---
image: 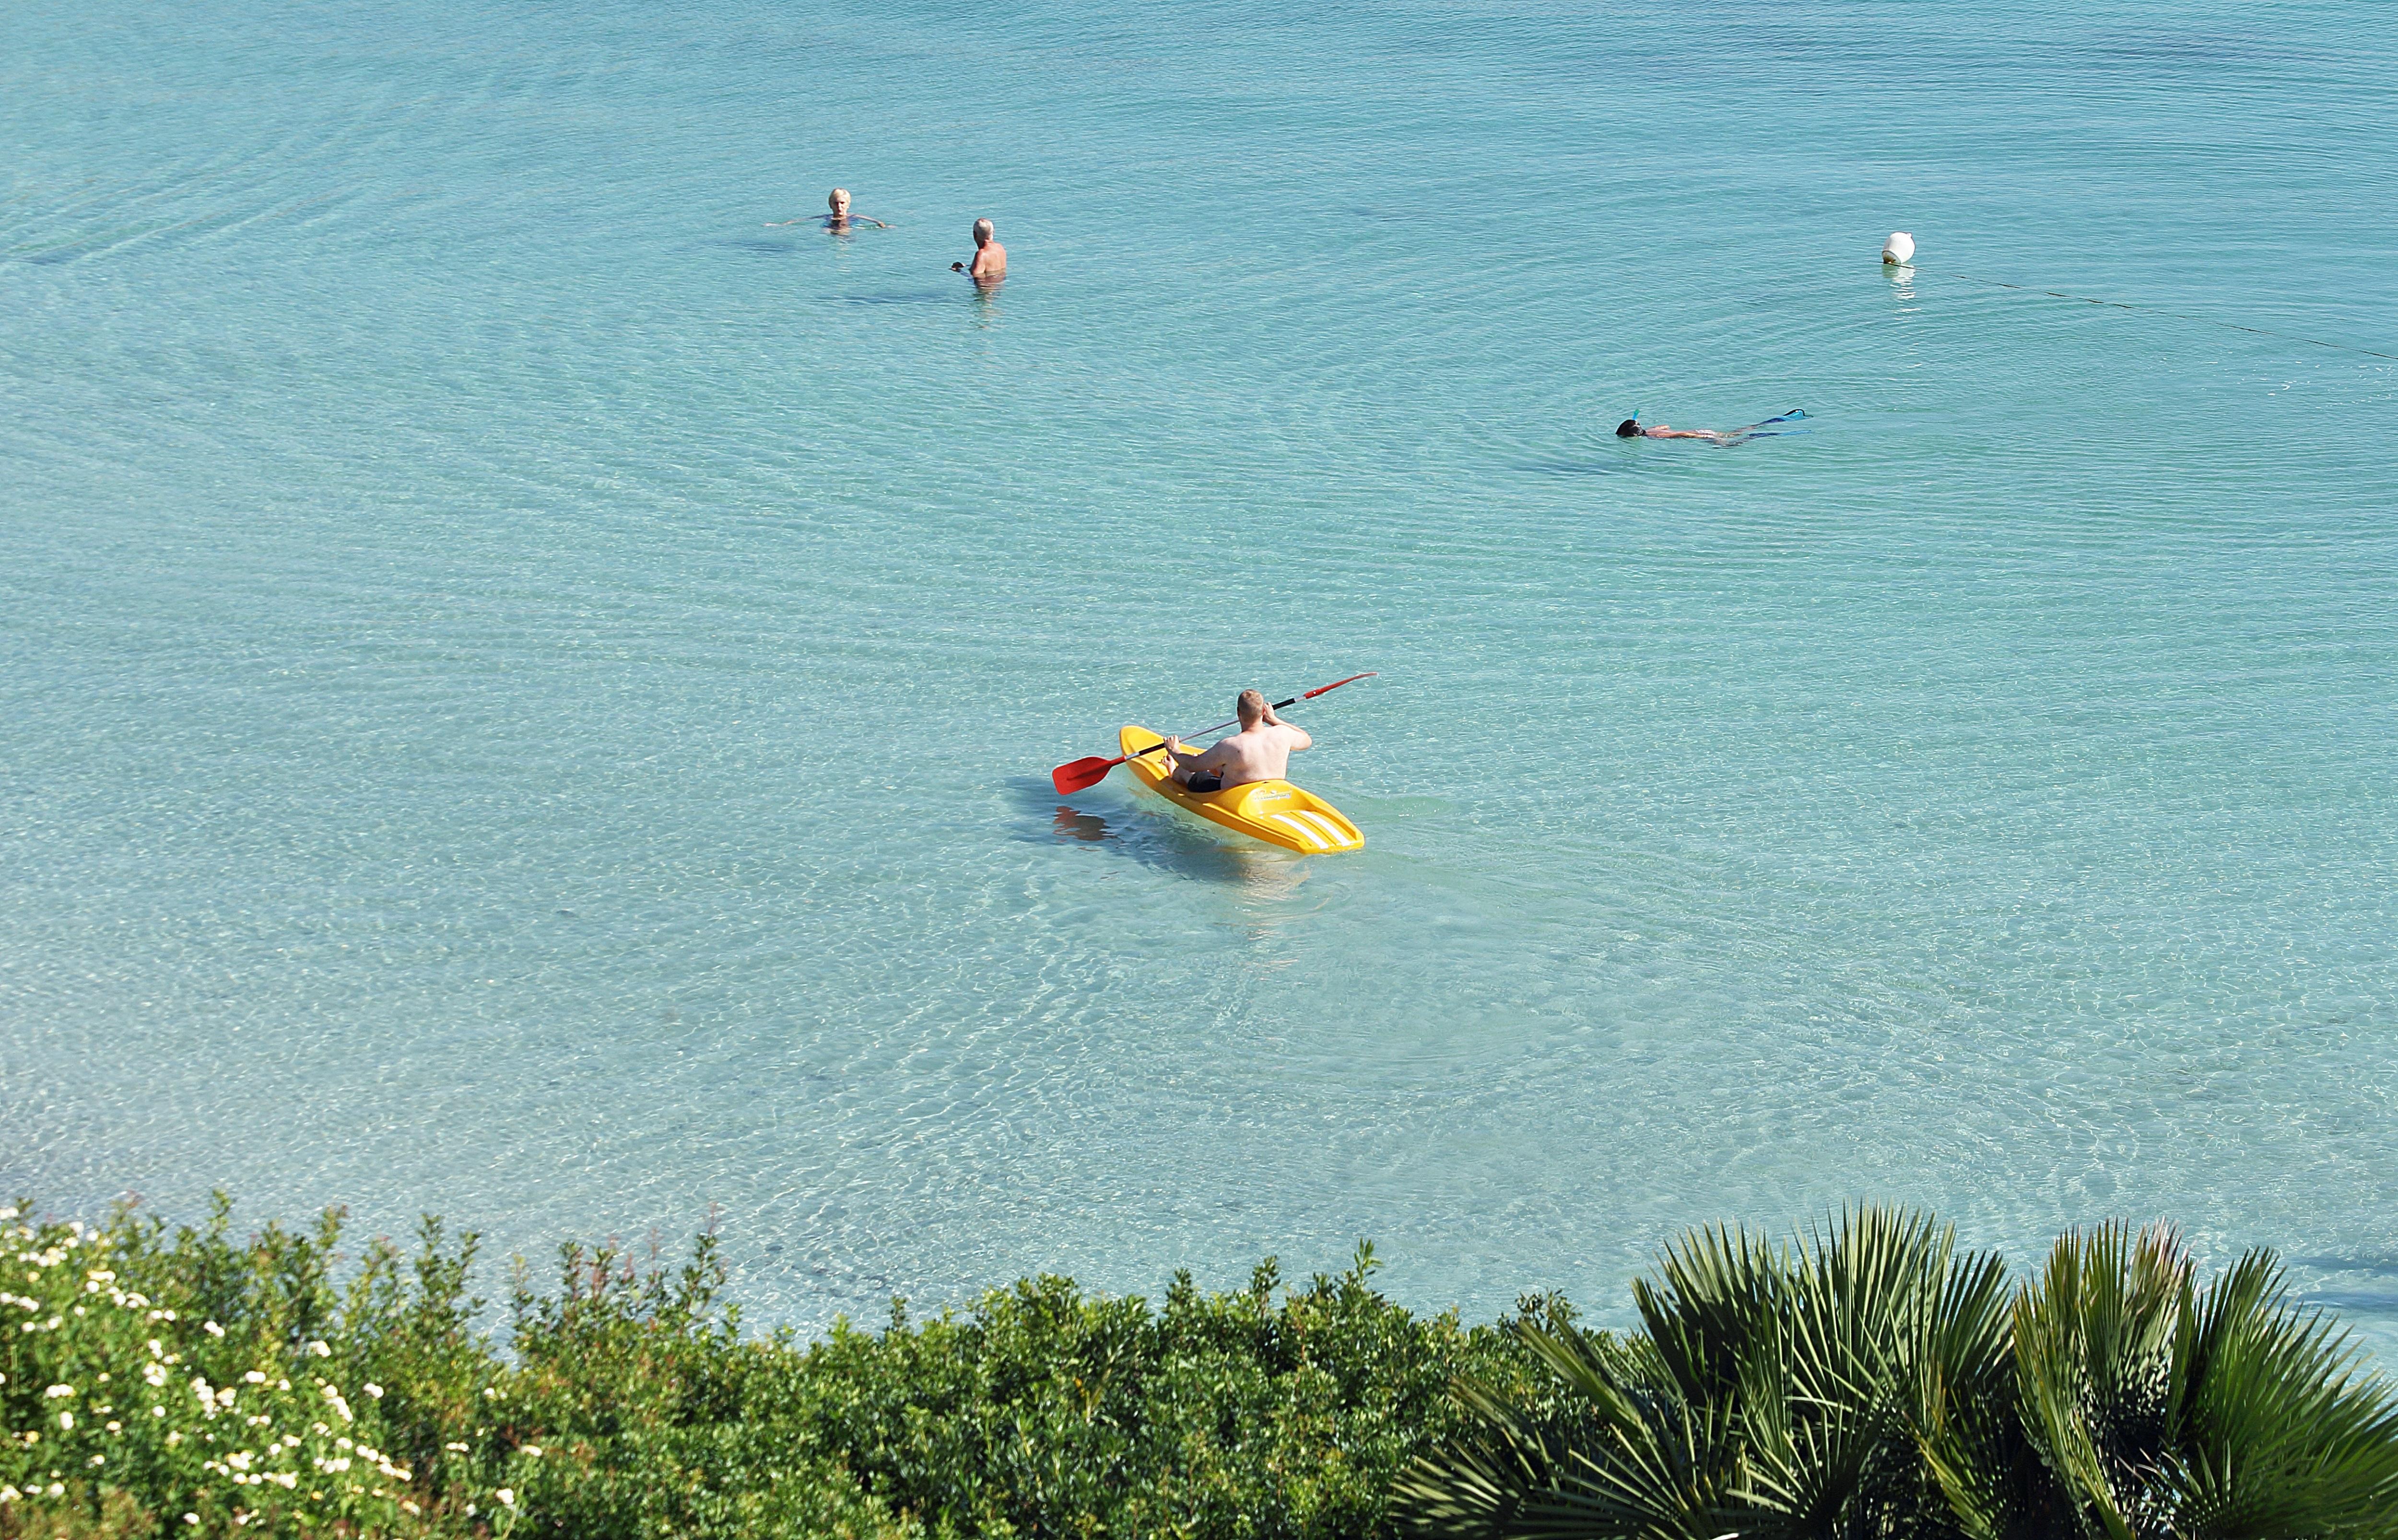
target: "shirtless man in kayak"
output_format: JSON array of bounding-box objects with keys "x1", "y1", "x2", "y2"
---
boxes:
[{"x1": 1162, "y1": 690, "x2": 1311, "y2": 793}]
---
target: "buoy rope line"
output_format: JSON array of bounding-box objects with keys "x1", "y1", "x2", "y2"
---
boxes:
[{"x1": 1940, "y1": 270, "x2": 2397, "y2": 362}]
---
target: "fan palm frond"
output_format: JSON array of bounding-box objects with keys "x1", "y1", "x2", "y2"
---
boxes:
[
  {"x1": 1397, "y1": 1207, "x2": 2016, "y2": 1540},
  {"x1": 2015, "y1": 1222, "x2": 2398, "y2": 1540},
  {"x1": 1396, "y1": 1209, "x2": 2398, "y2": 1540}
]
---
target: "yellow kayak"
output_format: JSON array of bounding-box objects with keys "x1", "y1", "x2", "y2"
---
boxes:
[{"x1": 1117, "y1": 725, "x2": 1364, "y2": 854}]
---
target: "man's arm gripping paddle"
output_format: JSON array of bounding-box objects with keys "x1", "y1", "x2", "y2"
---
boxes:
[{"x1": 1049, "y1": 673, "x2": 1375, "y2": 796}]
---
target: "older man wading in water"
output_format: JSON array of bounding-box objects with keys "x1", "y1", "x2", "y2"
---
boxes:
[
  {"x1": 1160, "y1": 690, "x2": 1312, "y2": 793},
  {"x1": 952, "y1": 218, "x2": 1006, "y2": 283}
]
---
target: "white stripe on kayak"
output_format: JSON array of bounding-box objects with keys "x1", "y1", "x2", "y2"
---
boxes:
[
  {"x1": 1270, "y1": 813, "x2": 1330, "y2": 850},
  {"x1": 1293, "y1": 810, "x2": 1355, "y2": 847}
]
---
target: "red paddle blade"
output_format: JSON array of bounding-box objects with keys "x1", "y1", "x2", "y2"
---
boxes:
[
  {"x1": 1051, "y1": 755, "x2": 1119, "y2": 795},
  {"x1": 1302, "y1": 670, "x2": 1377, "y2": 699}
]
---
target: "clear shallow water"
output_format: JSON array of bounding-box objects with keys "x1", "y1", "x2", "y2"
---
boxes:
[{"x1": 6, "y1": 0, "x2": 2396, "y2": 1350}]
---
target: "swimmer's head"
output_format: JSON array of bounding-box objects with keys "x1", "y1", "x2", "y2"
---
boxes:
[
  {"x1": 973, "y1": 218, "x2": 995, "y2": 246},
  {"x1": 1616, "y1": 419, "x2": 1641, "y2": 438},
  {"x1": 828, "y1": 188, "x2": 851, "y2": 215}
]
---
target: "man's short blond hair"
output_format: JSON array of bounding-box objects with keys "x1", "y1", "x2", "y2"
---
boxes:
[{"x1": 1237, "y1": 689, "x2": 1266, "y2": 724}]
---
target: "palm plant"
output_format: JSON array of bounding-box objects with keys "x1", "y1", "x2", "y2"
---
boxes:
[
  {"x1": 1393, "y1": 1206, "x2": 2017, "y2": 1538},
  {"x1": 1394, "y1": 1209, "x2": 2398, "y2": 1540},
  {"x1": 2011, "y1": 1221, "x2": 2398, "y2": 1540}
]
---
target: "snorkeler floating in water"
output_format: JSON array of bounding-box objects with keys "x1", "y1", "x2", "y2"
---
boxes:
[
  {"x1": 767, "y1": 188, "x2": 888, "y2": 230},
  {"x1": 1617, "y1": 409, "x2": 1807, "y2": 445},
  {"x1": 1620, "y1": 419, "x2": 1728, "y2": 442}
]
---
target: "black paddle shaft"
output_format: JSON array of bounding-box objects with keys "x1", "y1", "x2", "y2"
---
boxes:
[{"x1": 1128, "y1": 695, "x2": 1301, "y2": 759}]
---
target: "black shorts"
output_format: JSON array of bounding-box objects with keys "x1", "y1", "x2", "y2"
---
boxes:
[{"x1": 1184, "y1": 774, "x2": 1223, "y2": 793}]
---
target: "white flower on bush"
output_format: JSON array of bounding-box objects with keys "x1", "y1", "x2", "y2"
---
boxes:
[
  {"x1": 497, "y1": 1487, "x2": 516, "y2": 1507},
  {"x1": 204, "y1": 1320, "x2": 225, "y2": 1338},
  {"x1": 362, "y1": 1382, "x2": 383, "y2": 1399},
  {"x1": 307, "y1": 1340, "x2": 331, "y2": 1357},
  {"x1": 45, "y1": 1384, "x2": 73, "y2": 1399},
  {"x1": 244, "y1": 1370, "x2": 267, "y2": 1384},
  {"x1": 57, "y1": 1411, "x2": 73, "y2": 1430}
]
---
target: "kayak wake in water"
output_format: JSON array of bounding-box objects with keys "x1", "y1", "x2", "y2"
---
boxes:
[{"x1": 1617, "y1": 409, "x2": 1807, "y2": 446}]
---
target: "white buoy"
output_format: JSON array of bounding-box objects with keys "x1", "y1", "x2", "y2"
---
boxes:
[{"x1": 1882, "y1": 231, "x2": 1916, "y2": 265}]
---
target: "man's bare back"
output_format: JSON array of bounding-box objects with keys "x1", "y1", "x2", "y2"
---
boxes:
[
  {"x1": 953, "y1": 217, "x2": 1006, "y2": 283},
  {"x1": 1164, "y1": 690, "x2": 1311, "y2": 792}
]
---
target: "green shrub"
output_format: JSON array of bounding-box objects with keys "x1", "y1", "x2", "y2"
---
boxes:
[
  {"x1": 3, "y1": 1202, "x2": 1522, "y2": 1540},
  {"x1": 494, "y1": 1231, "x2": 906, "y2": 1540},
  {"x1": 786, "y1": 1246, "x2": 1525, "y2": 1538},
  {"x1": 0, "y1": 1197, "x2": 451, "y2": 1536},
  {"x1": 12, "y1": 1196, "x2": 2393, "y2": 1540}
]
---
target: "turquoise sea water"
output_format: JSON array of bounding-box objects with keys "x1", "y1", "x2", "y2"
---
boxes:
[{"x1": 6, "y1": 0, "x2": 2395, "y2": 1349}]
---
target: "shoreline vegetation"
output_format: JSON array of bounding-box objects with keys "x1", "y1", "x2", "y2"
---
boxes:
[{"x1": 3, "y1": 1198, "x2": 2395, "y2": 1540}]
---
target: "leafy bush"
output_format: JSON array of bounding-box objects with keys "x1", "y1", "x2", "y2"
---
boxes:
[
  {"x1": 3, "y1": 1202, "x2": 1524, "y2": 1540},
  {"x1": 0, "y1": 1197, "x2": 453, "y2": 1536},
  {"x1": 782, "y1": 1247, "x2": 1522, "y2": 1538},
  {"x1": 11, "y1": 1198, "x2": 2394, "y2": 1540}
]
